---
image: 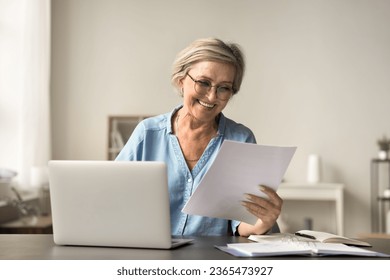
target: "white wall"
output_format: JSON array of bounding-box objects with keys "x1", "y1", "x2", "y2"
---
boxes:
[{"x1": 51, "y1": 0, "x2": 390, "y2": 236}]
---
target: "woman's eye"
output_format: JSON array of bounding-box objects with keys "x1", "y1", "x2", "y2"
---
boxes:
[
  {"x1": 218, "y1": 86, "x2": 232, "y2": 92},
  {"x1": 198, "y1": 80, "x2": 211, "y2": 87}
]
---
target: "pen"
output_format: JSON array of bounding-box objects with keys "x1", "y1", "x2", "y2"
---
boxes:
[{"x1": 295, "y1": 232, "x2": 316, "y2": 240}]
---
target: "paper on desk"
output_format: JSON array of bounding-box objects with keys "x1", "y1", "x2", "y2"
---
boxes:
[{"x1": 182, "y1": 140, "x2": 296, "y2": 225}]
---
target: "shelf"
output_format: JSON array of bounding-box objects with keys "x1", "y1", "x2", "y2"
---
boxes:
[
  {"x1": 377, "y1": 197, "x2": 390, "y2": 201},
  {"x1": 107, "y1": 115, "x2": 151, "y2": 160},
  {"x1": 371, "y1": 159, "x2": 390, "y2": 233}
]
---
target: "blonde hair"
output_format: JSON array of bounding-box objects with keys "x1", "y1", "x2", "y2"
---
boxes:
[{"x1": 171, "y1": 38, "x2": 245, "y2": 95}]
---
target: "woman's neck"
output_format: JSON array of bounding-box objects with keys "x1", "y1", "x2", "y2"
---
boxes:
[{"x1": 175, "y1": 108, "x2": 218, "y2": 138}]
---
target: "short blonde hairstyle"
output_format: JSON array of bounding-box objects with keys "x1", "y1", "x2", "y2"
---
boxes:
[{"x1": 171, "y1": 38, "x2": 245, "y2": 95}]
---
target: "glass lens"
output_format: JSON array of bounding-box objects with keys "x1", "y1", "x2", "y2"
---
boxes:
[
  {"x1": 194, "y1": 81, "x2": 232, "y2": 100},
  {"x1": 216, "y1": 86, "x2": 233, "y2": 100},
  {"x1": 195, "y1": 80, "x2": 211, "y2": 92}
]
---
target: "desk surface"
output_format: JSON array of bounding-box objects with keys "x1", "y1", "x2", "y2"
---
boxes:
[{"x1": 1, "y1": 234, "x2": 389, "y2": 260}]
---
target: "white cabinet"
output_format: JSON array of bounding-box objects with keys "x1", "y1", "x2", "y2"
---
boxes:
[{"x1": 278, "y1": 183, "x2": 344, "y2": 235}]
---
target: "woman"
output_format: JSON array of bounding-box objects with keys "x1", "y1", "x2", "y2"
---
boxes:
[{"x1": 116, "y1": 38, "x2": 282, "y2": 236}]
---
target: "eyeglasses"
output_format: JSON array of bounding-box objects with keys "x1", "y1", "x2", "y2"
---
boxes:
[{"x1": 187, "y1": 73, "x2": 234, "y2": 101}]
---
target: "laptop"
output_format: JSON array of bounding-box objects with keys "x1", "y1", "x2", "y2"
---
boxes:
[{"x1": 48, "y1": 160, "x2": 193, "y2": 249}]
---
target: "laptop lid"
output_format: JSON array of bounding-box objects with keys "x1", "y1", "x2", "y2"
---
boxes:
[{"x1": 48, "y1": 160, "x2": 180, "y2": 249}]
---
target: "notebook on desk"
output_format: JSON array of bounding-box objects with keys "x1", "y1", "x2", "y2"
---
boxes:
[{"x1": 48, "y1": 160, "x2": 193, "y2": 249}]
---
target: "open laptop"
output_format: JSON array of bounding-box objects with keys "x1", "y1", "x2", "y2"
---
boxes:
[{"x1": 48, "y1": 160, "x2": 193, "y2": 249}]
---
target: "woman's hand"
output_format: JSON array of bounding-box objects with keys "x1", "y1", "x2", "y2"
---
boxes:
[{"x1": 238, "y1": 185, "x2": 283, "y2": 236}]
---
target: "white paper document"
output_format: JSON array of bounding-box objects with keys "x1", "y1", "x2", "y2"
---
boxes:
[{"x1": 182, "y1": 140, "x2": 297, "y2": 224}]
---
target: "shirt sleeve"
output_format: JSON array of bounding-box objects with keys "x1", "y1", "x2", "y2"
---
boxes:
[{"x1": 231, "y1": 220, "x2": 241, "y2": 236}]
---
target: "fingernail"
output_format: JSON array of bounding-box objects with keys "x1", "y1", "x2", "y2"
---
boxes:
[
  {"x1": 244, "y1": 194, "x2": 252, "y2": 200},
  {"x1": 258, "y1": 185, "x2": 266, "y2": 191}
]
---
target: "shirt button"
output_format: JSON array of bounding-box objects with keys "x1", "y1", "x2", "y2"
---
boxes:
[{"x1": 187, "y1": 178, "x2": 192, "y2": 183}]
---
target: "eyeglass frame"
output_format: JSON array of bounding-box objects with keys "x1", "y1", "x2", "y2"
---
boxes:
[{"x1": 186, "y1": 73, "x2": 235, "y2": 100}]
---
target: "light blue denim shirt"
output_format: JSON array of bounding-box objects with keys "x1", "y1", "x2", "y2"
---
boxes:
[{"x1": 116, "y1": 105, "x2": 256, "y2": 236}]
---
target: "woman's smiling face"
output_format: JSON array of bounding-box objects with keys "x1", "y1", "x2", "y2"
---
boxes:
[{"x1": 180, "y1": 61, "x2": 235, "y2": 123}]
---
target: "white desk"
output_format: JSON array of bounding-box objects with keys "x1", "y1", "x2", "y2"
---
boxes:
[{"x1": 278, "y1": 183, "x2": 344, "y2": 235}]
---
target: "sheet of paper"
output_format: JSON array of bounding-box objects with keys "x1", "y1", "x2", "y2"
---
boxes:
[{"x1": 182, "y1": 140, "x2": 297, "y2": 225}]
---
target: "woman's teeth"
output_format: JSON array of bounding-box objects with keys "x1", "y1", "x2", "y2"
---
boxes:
[{"x1": 198, "y1": 100, "x2": 215, "y2": 108}]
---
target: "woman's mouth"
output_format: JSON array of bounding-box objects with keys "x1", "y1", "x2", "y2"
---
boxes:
[{"x1": 198, "y1": 100, "x2": 215, "y2": 109}]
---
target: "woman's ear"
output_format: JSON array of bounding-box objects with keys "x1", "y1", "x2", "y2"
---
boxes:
[
  {"x1": 178, "y1": 77, "x2": 184, "y2": 88},
  {"x1": 178, "y1": 78, "x2": 185, "y2": 96}
]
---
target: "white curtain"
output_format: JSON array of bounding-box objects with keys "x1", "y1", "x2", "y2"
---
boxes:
[{"x1": 18, "y1": 0, "x2": 51, "y2": 190}]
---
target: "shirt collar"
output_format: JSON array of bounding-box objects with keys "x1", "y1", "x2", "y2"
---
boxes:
[{"x1": 167, "y1": 104, "x2": 182, "y2": 134}]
